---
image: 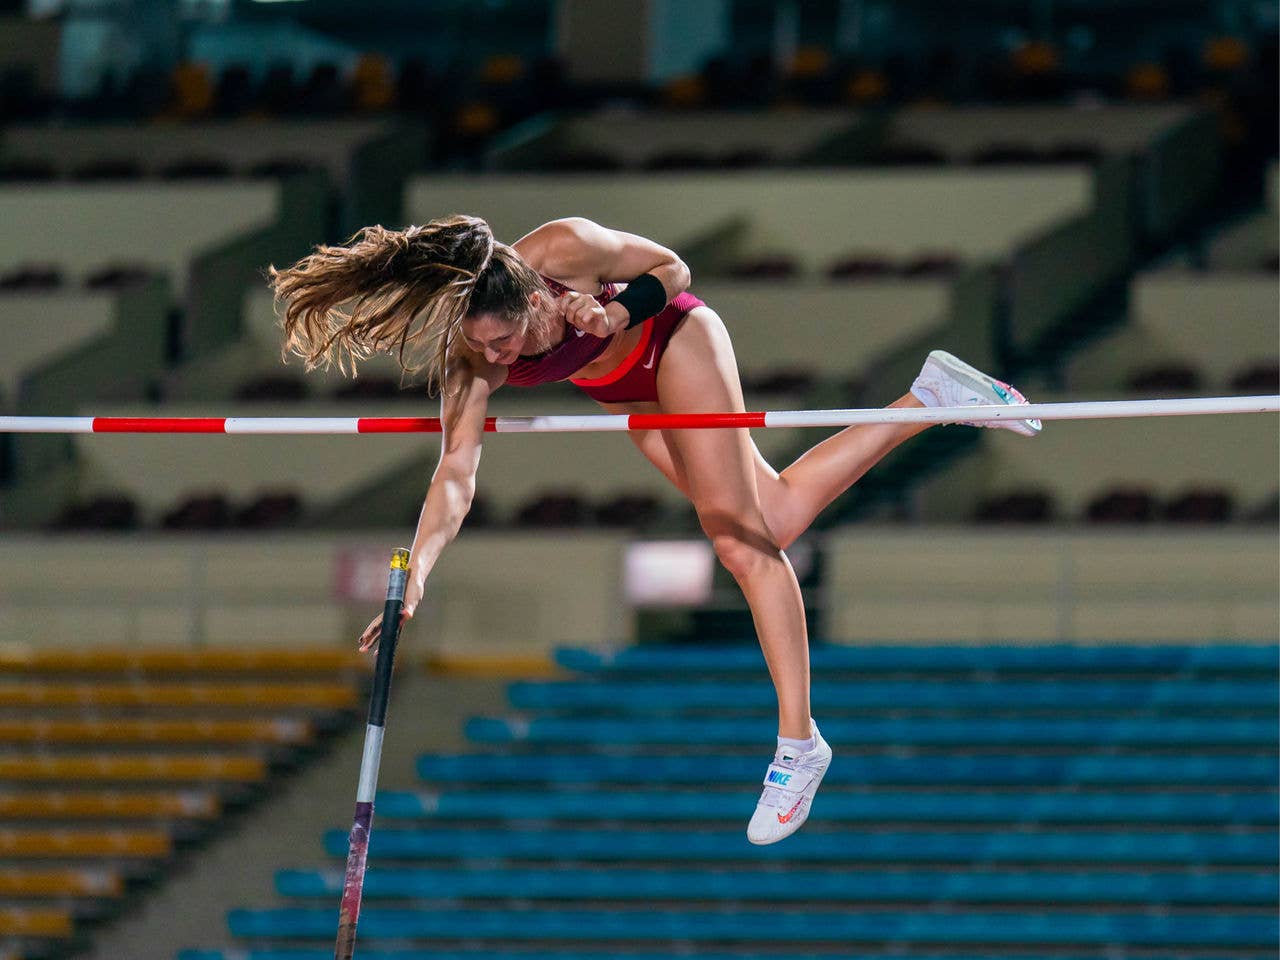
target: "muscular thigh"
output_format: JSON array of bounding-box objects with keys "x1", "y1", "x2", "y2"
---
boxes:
[
  {"x1": 601, "y1": 318, "x2": 781, "y2": 509},
  {"x1": 651, "y1": 307, "x2": 771, "y2": 538}
]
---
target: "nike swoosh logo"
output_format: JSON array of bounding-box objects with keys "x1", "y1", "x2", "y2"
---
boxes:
[
  {"x1": 641, "y1": 344, "x2": 659, "y2": 369},
  {"x1": 777, "y1": 797, "x2": 805, "y2": 824}
]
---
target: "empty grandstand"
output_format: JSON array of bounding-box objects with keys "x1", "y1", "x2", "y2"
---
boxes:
[{"x1": 0, "y1": 1, "x2": 1275, "y2": 959}]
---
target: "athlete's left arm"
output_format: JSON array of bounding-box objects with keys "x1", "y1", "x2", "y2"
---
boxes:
[{"x1": 521, "y1": 217, "x2": 691, "y2": 335}]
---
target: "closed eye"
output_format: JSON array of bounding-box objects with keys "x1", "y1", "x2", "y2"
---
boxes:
[{"x1": 464, "y1": 335, "x2": 511, "y2": 351}]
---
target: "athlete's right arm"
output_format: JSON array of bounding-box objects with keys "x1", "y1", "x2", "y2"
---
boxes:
[{"x1": 357, "y1": 354, "x2": 504, "y2": 651}]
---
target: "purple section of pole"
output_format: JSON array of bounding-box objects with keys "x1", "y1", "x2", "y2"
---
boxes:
[{"x1": 334, "y1": 800, "x2": 374, "y2": 960}]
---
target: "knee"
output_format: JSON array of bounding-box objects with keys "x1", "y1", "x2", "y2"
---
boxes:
[{"x1": 700, "y1": 511, "x2": 781, "y2": 582}]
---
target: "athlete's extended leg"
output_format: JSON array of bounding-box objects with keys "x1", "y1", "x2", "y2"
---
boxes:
[{"x1": 654, "y1": 305, "x2": 841, "y2": 845}]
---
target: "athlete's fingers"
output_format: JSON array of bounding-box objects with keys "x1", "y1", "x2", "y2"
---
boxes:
[
  {"x1": 357, "y1": 613, "x2": 383, "y2": 654},
  {"x1": 563, "y1": 294, "x2": 610, "y2": 336}
]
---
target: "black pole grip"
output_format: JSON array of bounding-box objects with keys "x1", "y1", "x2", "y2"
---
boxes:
[{"x1": 366, "y1": 548, "x2": 409, "y2": 728}]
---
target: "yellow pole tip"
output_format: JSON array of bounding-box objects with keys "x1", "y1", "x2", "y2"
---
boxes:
[{"x1": 390, "y1": 548, "x2": 410, "y2": 570}]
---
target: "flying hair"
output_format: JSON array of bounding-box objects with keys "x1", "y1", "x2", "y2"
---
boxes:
[{"x1": 268, "y1": 214, "x2": 543, "y2": 395}]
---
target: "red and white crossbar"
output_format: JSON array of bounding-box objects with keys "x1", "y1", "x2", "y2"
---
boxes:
[{"x1": 0, "y1": 396, "x2": 1275, "y2": 435}]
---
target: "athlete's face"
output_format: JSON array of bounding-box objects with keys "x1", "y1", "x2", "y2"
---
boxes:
[{"x1": 460, "y1": 312, "x2": 526, "y2": 365}]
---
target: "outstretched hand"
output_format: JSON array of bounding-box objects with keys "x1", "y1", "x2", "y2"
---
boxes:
[{"x1": 357, "y1": 608, "x2": 413, "y2": 654}]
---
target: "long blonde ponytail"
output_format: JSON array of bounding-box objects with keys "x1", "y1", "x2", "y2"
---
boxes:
[{"x1": 269, "y1": 214, "x2": 504, "y2": 393}]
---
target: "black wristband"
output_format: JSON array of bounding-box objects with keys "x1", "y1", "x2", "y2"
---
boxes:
[{"x1": 612, "y1": 273, "x2": 669, "y2": 329}]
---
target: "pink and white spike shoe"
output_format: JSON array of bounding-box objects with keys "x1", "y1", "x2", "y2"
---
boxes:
[{"x1": 911, "y1": 350, "x2": 1042, "y2": 437}]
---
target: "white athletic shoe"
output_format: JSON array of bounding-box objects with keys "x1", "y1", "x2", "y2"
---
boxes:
[
  {"x1": 746, "y1": 720, "x2": 832, "y2": 845},
  {"x1": 910, "y1": 349, "x2": 1042, "y2": 437}
]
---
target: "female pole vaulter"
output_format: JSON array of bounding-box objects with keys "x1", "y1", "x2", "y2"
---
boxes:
[{"x1": 269, "y1": 214, "x2": 1040, "y2": 844}]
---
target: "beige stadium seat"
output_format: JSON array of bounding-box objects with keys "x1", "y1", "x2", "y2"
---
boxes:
[
  {"x1": 1066, "y1": 271, "x2": 1279, "y2": 391},
  {"x1": 405, "y1": 168, "x2": 1091, "y2": 274},
  {"x1": 916, "y1": 394, "x2": 1279, "y2": 522},
  {"x1": 0, "y1": 718, "x2": 314, "y2": 747},
  {"x1": 0, "y1": 119, "x2": 391, "y2": 185},
  {"x1": 0, "y1": 646, "x2": 365, "y2": 676},
  {"x1": 488, "y1": 110, "x2": 863, "y2": 169},
  {"x1": 0, "y1": 292, "x2": 115, "y2": 408},
  {"x1": 0, "y1": 755, "x2": 267, "y2": 783},
  {"x1": 0, "y1": 791, "x2": 219, "y2": 821},
  {"x1": 0, "y1": 683, "x2": 359, "y2": 710},
  {"x1": 0, "y1": 867, "x2": 122, "y2": 898},
  {"x1": 0, "y1": 906, "x2": 74, "y2": 937},
  {"x1": 0, "y1": 182, "x2": 280, "y2": 286},
  {"x1": 0, "y1": 829, "x2": 170, "y2": 859},
  {"x1": 883, "y1": 104, "x2": 1195, "y2": 162}
]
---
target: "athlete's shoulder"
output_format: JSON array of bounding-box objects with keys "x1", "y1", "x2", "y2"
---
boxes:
[{"x1": 515, "y1": 218, "x2": 613, "y2": 280}]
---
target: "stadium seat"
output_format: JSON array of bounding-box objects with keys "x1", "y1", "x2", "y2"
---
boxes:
[
  {"x1": 0, "y1": 718, "x2": 313, "y2": 747},
  {"x1": 514, "y1": 490, "x2": 590, "y2": 527},
  {"x1": 83, "y1": 262, "x2": 157, "y2": 289},
  {"x1": 552, "y1": 642, "x2": 1279, "y2": 673},
  {"x1": 234, "y1": 374, "x2": 309, "y2": 402},
  {"x1": 161, "y1": 493, "x2": 233, "y2": 530},
  {"x1": 1127, "y1": 362, "x2": 1203, "y2": 392},
  {"x1": 234, "y1": 491, "x2": 304, "y2": 529},
  {"x1": 0, "y1": 755, "x2": 267, "y2": 783},
  {"x1": 331, "y1": 376, "x2": 401, "y2": 400},
  {"x1": 0, "y1": 791, "x2": 219, "y2": 820},
  {"x1": 277, "y1": 862, "x2": 1279, "y2": 902},
  {"x1": 375, "y1": 788, "x2": 1277, "y2": 827},
  {"x1": 592, "y1": 493, "x2": 662, "y2": 529},
  {"x1": 725, "y1": 254, "x2": 801, "y2": 279},
  {"x1": 1164, "y1": 487, "x2": 1234, "y2": 523},
  {"x1": 0, "y1": 264, "x2": 63, "y2": 290},
  {"x1": 52, "y1": 494, "x2": 139, "y2": 531},
  {"x1": 506, "y1": 676, "x2": 1277, "y2": 711},
  {"x1": 0, "y1": 682, "x2": 358, "y2": 709},
  {"x1": 0, "y1": 867, "x2": 123, "y2": 898},
  {"x1": 1085, "y1": 486, "x2": 1158, "y2": 523},
  {"x1": 0, "y1": 829, "x2": 170, "y2": 859},
  {"x1": 973, "y1": 489, "x2": 1055, "y2": 523},
  {"x1": 418, "y1": 752, "x2": 1276, "y2": 786},
  {"x1": 0, "y1": 647, "x2": 364, "y2": 675},
  {"x1": 1230, "y1": 361, "x2": 1279, "y2": 393},
  {"x1": 464, "y1": 714, "x2": 1275, "y2": 747}
]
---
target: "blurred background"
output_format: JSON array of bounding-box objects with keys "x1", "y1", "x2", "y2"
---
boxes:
[{"x1": 0, "y1": 1, "x2": 1276, "y2": 959}]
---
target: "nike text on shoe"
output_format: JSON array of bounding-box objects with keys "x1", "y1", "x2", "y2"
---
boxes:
[
  {"x1": 910, "y1": 349, "x2": 1042, "y2": 436},
  {"x1": 747, "y1": 723, "x2": 832, "y2": 845}
]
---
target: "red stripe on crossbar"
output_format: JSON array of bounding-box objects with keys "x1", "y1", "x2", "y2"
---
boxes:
[
  {"x1": 356, "y1": 418, "x2": 448, "y2": 433},
  {"x1": 92, "y1": 417, "x2": 228, "y2": 433},
  {"x1": 627, "y1": 412, "x2": 768, "y2": 430}
]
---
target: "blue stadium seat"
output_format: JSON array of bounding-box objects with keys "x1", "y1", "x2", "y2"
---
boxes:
[
  {"x1": 276, "y1": 865, "x2": 1279, "y2": 905},
  {"x1": 554, "y1": 644, "x2": 1279, "y2": 674},
  {"x1": 416, "y1": 752, "x2": 1278, "y2": 785},
  {"x1": 191, "y1": 643, "x2": 1278, "y2": 960},
  {"x1": 464, "y1": 715, "x2": 1277, "y2": 747},
  {"x1": 321, "y1": 826, "x2": 1277, "y2": 865},
  {"x1": 507, "y1": 678, "x2": 1279, "y2": 711},
  {"x1": 179, "y1": 953, "x2": 1255, "y2": 960},
  {"x1": 375, "y1": 788, "x2": 1279, "y2": 825},
  {"x1": 227, "y1": 906, "x2": 1278, "y2": 946}
]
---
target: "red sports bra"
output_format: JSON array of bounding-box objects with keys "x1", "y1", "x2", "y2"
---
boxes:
[{"x1": 504, "y1": 276, "x2": 620, "y2": 387}]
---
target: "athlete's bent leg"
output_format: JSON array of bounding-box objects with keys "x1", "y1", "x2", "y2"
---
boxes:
[
  {"x1": 619, "y1": 396, "x2": 931, "y2": 550},
  {"x1": 620, "y1": 351, "x2": 1038, "y2": 550},
  {"x1": 756, "y1": 395, "x2": 930, "y2": 549}
]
